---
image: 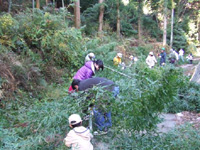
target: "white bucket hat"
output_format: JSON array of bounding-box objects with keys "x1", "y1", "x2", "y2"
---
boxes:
[
  {"x1": 68, "y1": 114, "x2": 82, "y2": 125},
  {"x1": 117, "y1": 53, "x2": 122, "y2": 58},
  {"x1": 89, "y1": 53, "x2": 95, "y2": 58},
  {"x1": 149, "y1": 52, "x2": 153, "y2": 55}
]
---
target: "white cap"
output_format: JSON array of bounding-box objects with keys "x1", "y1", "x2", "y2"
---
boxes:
[
  {"x1": 89, "y1": 53, "x2": 95, "y2": 58},
  {"x1": 117, "y1": 53, "x2": 122, "y2": 58},
  {"x1": 68, "y1": 114, "x2": 82, "y2": 125},
  {"x1": 129, "y1": 55, "x2": 134, "y2": 59},
  {"x1": 149, "y1": 52, "x2": 153, "y2": 55}
]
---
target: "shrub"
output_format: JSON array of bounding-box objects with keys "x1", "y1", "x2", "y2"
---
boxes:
[
  {"x1": 167, "y1": 81, "x2": 200, "y2": 113},
  {"x1": 109, "y1": 125, "x2": 200, "y2": 150}
]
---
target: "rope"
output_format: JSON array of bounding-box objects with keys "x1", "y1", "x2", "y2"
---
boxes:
[{"x1": 104, "y1": 65, "x2": 133, "y2": 79}]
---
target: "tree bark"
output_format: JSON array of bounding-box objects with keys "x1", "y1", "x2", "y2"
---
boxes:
[
  {"x1": 138, "y1": 0, "x2": 143, "y2": 42},
  {"x1": 98, "y1": 0, "x2": 104, "y2": 36},
  {"x1": 0, "y1": 0, "x2": 2, "y2": 6},
  {"x1": 32, "y1": 0, "x2": 35, "y2": 9},
  {"x1": 46, "y1": 0, "x2": 49, "y2": 6},
  {"x1": 36, "y1": 0, "x2": 40, "y2": 9},
  {"x1": 198, "y1": 15, "x2": 200, "y2": 42},
  {"x1": 62, "y1": 0, "x2": 64, "y2": 8},
  {"x1": 116, "y1": 1, "x2": 120, "y2": 38},
  {"x1": 170, "y1": 0, "x2": 174, "y2": 49},
  {"x1": 74, "y1": 0, "x2": 81, "y2": 29},
  {"x1": 163, "y1": 0, "x2": 168, "y2": 46},
  {"x1": 190, "y1": 62, "x2": 200, "y2": 84},
  {"x1": 8, "y1": 0, "x2": 12, "y2": 13}
]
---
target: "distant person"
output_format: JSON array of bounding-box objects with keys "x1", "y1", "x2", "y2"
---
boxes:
[
  {"x1": 63, "y1": 114, "x2": 93, "y2": 150},
  {"x1": 169, "y1": 49, "x2": 177, "y2": 64},
  {"x1": 128, "y1": 55, "x2": 134, "y2": 67},
  {"x1": 179, "y1": 49, "x2": 184, "y2": 62},
  {"x1": 68, "y1": 60, "x2": 104, "y2": 93},
  {"x1": 159, "y1": 48, "x2": 166, "y2": 66},
  {"x1": 146, "y1": 52, "x2": 157, "y2": 68},
  {"x1": 113, "y1": 53, "x2": 122, "y2": 66},
  {"x1": 186, "y1": 53, "x2": 193, "y2": 64},
  {"x1": 85, "y1": 53, "x2": 95, "y2": 62},
  {"x1": 71, "y1": 77, "x2": 119, "y2": 135}
]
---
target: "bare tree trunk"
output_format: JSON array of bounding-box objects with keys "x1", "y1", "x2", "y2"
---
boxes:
[
  {"x1": 62, "y1": 0, "x2": 64, "y2": 8},
  {"x1": 46, "y1": 0, "x2": 49, "y2": 6},
  {"x1": 170, "y1": 0, "x2": 174, "y2": 49},
  {"x1": 98, "y1": 0, "x2": 104, "y2": 36},
  {"x1": 36, "y1": 0, "x2": 40, "y2": 9},
  {"x1": 198, "y1": 15, "x2": 200, "y2": 43},
  {"x1": 116, "y1": 1, "x2": 120, "y2": 38},
  {"x1": 163, "y1": 0, "x2": 168, "y2": 46},
  {"x1": 0, "y1": 0, "x2": 2, "y2": 6},
  {"x1": 190, "y1": 62, "x2": 200, "y2": 84},
  {"x1": 8, "y1": 0, "x2": 12, "y2": 13},
  {"x1": 138, "y1": 0, "x2": 143, "y2": 42},
  {"x1": 74, "y1": 0, "x2": 80, "y2": 29},
  {"x1": 32, "y1": 0, "x2": 35, "y2": 10}
]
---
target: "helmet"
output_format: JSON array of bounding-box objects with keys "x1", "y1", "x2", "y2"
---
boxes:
[
  {"x1": 162, "y1": 47, "x2": 165, "y2": 50},
  {"x1": 117, "y1": 53, "x2": 122, "y2": 58},
  {"x1": 68, "y1": 114, "x2": 82, "y2": 125}
]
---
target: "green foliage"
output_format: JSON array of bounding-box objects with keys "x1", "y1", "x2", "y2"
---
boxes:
[
  {"x1": 143, "y1": 15, "x2": 162, "y2": 40},
  {"x1": 167, "y1": 81, "x2": 200, "y2": 113},
  {"x1": 109, "y1": 125, "x2": 200, "y2": 150},
  {"x1": 0, "y1": 13, "x2": 19, "y2": 48},
  {"x1": 168, "y1": 25, "x2": 187, "y2": 50},
  {"x1": 81, "y1": 3, "x2": 101, "y2": 35}
]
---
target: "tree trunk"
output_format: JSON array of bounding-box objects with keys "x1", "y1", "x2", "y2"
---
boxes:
[
  {"x1": 74, "y1": 0, "x2": 81, "y2": 29},
  {"x1": 36, "y1": 0, "x2": 40, "y2": 9},
  {"x1": 198, "y1": 15, "x2": 200, "y2": 43},
  {"x1": 8, "y1": 0, "x2": 12, "y2": 13},
  {"x1": 138, "y1": 0, "x2": 143, "y2": 42},
  {"x1": 62, "y1": 0, "x2": 64, "y2": 8},
  {"x1": 46, "y1": 0, "x2": 49, "y2": 6},
  {"x1": 163, "y1": 0, "x2": 168, "y2": 46},
  {"x1": 32, "y1": 0, "x2": 35, "y2": 9},
  {"x1": 170, "y1": 0, "x2": 174, "y2": 49},
  {"x1": 116, "y1": 1, "x2": 120, "y2": 38},
  {"x1": 190, "y1": 62, "x2": 200, "y2": 84},
  {"x1": 98, "y1": 0, "x2": 104, "y2": 36},
  {"x1": 0, "y1": 0, "x2": 2, "y2": 6}
]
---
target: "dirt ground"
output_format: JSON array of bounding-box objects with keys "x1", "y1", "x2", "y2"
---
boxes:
[{"x1": 157, "y1": 112, "x2": 200, "y2": 133}]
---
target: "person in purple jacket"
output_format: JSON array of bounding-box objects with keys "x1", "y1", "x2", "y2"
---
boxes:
[
  {"x1": 68, "y1": 60, "x2": 104, "y2": 93},
  {"x1": 73, "y1": 60, "x2": 104, "y2": 80}
]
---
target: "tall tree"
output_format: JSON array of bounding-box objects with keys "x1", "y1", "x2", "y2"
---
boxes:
[
  {"x1": 62, "y1": 0, "x2": 64, "y2": 8},
  {"x1": 138, "y1": 0, "x2": 143, "y2": 42},
  {"x1": 170, "y1": 0, "x2": 174, "y2": 49},
  {"x1": 98, "y1": 0, "x2": 105, "y2": 36},
  {"x1": 74, "y1": 0, "x2": 81, "y2": 28},
  {"x1": 199, "y1": 17, "x2": 200, "y2": 42},
  {"x1": 163, "y1": 0, "x2": 168, "y2": 46},
  {"x1": 36, "y1": 0, "x2": 40, "y2": 9},
  {"x1": 8, "y1": 0, "x2": 12, "y2": 13},
  {"x1": 32, "y1": 0, "x2": 35, "y2": 10},
  {"x1": 46, "y1": 0, "x2": 49, "y2": 6},
  {"x1": 116, "y1": 0, "x2": 121, "y2": 38}
]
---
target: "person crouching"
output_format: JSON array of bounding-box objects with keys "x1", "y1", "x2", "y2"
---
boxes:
[{"x1": 63, "y1": 114, "x2": 93, "y2": 150}]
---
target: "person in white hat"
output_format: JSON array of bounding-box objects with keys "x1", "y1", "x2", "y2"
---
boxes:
[
  {"x1": 63, "y1": 114, "x2": 93, "y2": 150},
  {"x1": 113, "y1": 53, "x2": 122, "y2": 66},
  {"x1": 146, "y1": 51, "x2": 157, "y2": 68},
  {"x1": 85, "y1": 53, "x2": 95, "y2": 62}
]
